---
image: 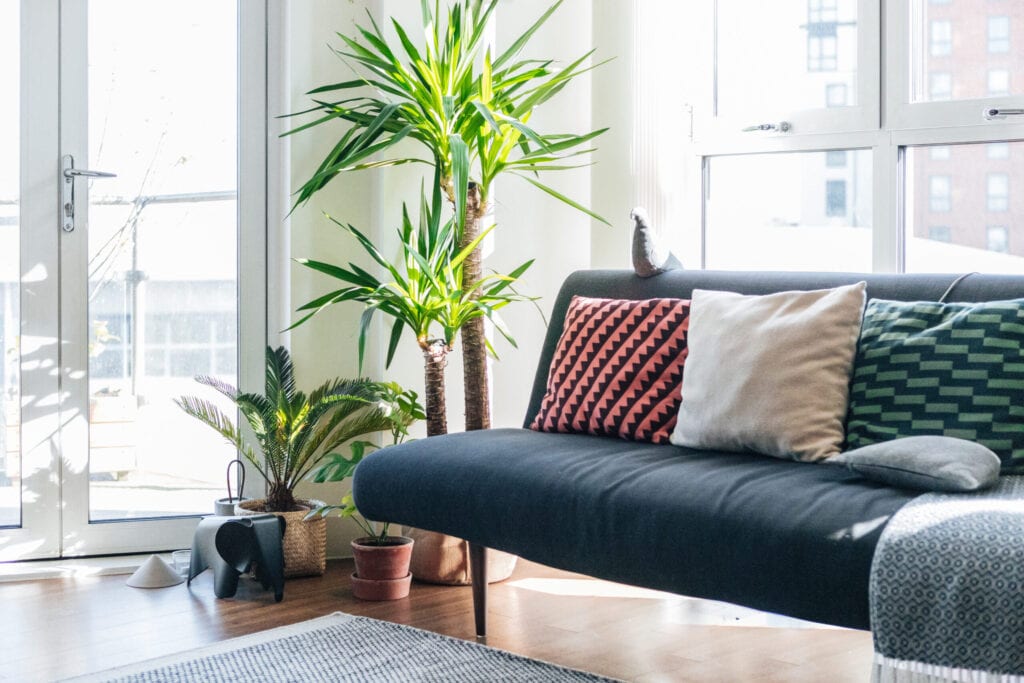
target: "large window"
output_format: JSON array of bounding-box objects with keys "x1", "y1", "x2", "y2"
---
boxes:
[{"x1": 690, "y1": 0, "x2": 1024, "y2": 274}]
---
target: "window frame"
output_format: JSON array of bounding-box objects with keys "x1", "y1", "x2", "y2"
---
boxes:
[{"x1": 685, "y1": 0, "x2": 1024, "y2": 274}]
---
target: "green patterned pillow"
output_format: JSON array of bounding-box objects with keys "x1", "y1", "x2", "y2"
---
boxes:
[{"x1": 846, "y1": 298, "x2": 1024, "y2": 473}]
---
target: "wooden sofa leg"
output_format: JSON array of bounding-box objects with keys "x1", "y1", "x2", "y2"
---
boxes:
[{"x1": 469, "y1": 542, "x2": 487, "y2": 639}]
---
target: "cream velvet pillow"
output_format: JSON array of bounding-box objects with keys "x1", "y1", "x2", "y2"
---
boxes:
[{"x1": 670, "y1": 283, "x2": 867, "y2": 462}]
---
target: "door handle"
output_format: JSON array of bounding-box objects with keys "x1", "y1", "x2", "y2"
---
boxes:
[{"x1": 61, "y1": 154, "x2": 116, "y2": 233}]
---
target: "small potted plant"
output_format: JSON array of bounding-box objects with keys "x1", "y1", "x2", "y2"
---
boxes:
[
  {"x1": 318, "y1": 493, "x2": 414, "y2": 601},
  {"x1": 308, "y1": 384, "x2": 424, "y2": 599},
  {"x1": 175, "y1": 346, "x2": 399, "y2": 578}
]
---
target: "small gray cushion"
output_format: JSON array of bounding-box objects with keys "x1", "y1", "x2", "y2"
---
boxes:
[{"x1": 830, "y1": 436, "x2": 1001, "y2": 492}]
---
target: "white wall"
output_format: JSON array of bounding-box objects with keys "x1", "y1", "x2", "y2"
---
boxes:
[
  {"x1": 283, "y1": 0, "x2": 639, "y2": 557},
  {"x1": 286, "y1": 0, "x2": 384, "y2": 557}
]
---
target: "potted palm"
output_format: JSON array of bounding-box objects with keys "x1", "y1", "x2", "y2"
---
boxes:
[
  {"x1": 289, "y1": 0, "x2": 607, "y2": 434},
  {"x1": 175, "y1": 346, "x2": 400, "y2": 577},
  {"x1": 288, "y1": 0, "x2": 606, "y2": 585}
]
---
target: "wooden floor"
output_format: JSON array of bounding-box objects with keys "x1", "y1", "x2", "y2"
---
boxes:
[{"x1": 0, "y1": 558, "x2": 873, "y2": 682}]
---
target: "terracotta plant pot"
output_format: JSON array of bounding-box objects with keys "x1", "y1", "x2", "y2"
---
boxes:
[{"x1": 350, "y1": 535, "x2": 413, "y2": 600}]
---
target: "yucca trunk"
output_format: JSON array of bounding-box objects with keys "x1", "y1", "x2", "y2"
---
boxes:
[
  {"x1": 422, "y1": 340, "x2": 450, "y2": 437},
  {"x1": 459, "y1": 183, "x2": 490, "y2": 432},
  {"x1": 267, "y1": 481, "x2": 296, "y2": 512}
]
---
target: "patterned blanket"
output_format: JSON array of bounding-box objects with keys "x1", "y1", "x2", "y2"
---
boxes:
[{"x1": 871, "y1": 476, "x2": 1024, "y2": 682}]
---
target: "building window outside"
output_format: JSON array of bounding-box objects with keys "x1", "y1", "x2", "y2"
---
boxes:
[
  {"x1": 826, "y1": 83, "x2": 848, "y2": 107},
  {"x1": 930, "y1": 146, "x2": 951, "y2": 160},
  {"x1": 808, "y1": 35, "x2": 838, "y2": 72},
  {"x1": 929, "y1": 72, "x2": 952, "y2": 100},
  {"x1": 929, "y1": 175, "x2": 952, "y2": 212},
  {"x1": 988, "y1": 16, "x2": 1010, "y2": 54},
  {"x1": 988, "y1": 143, "x2": 1010, "y2": 160},
  {"x1": 987, "y1": 226, "x2": 1009, "y2": 253},
  {"x1": 91, "y1": 309, "x2": 237, "y2": 380},
  {"x1": 826, "y1": 180, "x2": 847, "y2": 217},
  {"x1": 929, "y1": 226, "x2": 952, "y2": 243},
  {"x1": 826, "y1": 150, "x2": 848, "y2": 167},
  {"x1": 806, "y1": 0, "x2": 839, "y2": 72},
  {"x1": 808, "y1": 0, "x2": 838, "y2": 24},
  {"x1": 987, "y1": 69, "x2": 1010, "y2": 97},
  {"x1": 930, "y1": 20, "x2": 952, "y2": 56},
  {"x1": 987, "y1": 173, "x2": 1009, "y2": 212}
]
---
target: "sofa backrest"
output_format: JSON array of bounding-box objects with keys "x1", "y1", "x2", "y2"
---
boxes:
[{"x1": 523, "y1": 269, "x2": 1024, "y2": 428}]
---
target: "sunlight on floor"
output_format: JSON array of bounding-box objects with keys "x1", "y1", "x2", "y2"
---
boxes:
[
  {"x1": 0, "y1": 553, "x2": 153, "y2": 582},
  {"x1": 508, "y1": 576, "x2": 677, "y2": 600},
  {"x1": 508, "y1": 575, "x2": 841, "y2": 630}
]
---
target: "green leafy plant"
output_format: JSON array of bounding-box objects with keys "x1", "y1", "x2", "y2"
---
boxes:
[
  {"x1": 174, "y1": 346, "x2": 404, "y2": 512},
  {"x1": 287, "y1": 0, "x2": 606, "y2": 433},
  {"x1": 314, "y1": 492, "x2": 392, "y2": 545},
  {"x1": 293, "y1": 190, "x2": 534, "y2": 437},
  {"x1": 307, "y1": 384, "x2": 426, "y2": 545}
]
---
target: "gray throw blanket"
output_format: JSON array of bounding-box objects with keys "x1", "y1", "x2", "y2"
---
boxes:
[{"x1": 870, "y1": 476, "x2": 1024, "y2": 680}]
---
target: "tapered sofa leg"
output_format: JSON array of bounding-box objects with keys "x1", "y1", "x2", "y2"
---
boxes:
[{"x1": 469, "y1": 542, "x2": 487, "y2": 639}]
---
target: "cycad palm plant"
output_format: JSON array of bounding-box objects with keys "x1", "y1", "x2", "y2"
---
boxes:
[
  {"x1": 175, "y1": 346, "x2": 399, "y2": 512},
  {"x1": 293, "y1": 189, "x2": 533, "y2": 437},
  {"x1": 288, "y1": 0, "x2": 605, "y2": 432}
]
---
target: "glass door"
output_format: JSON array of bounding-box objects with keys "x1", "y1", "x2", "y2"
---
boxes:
[
  {"x1": 1, "y1": 0, "x2": 268, "y2": 560},
  {"x1": 59, "y1": 0, "x2": 252, "y2": 555}
]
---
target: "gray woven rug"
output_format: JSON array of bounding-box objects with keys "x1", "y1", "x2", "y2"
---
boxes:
[{"x1": 64, "y1": 612, "x2": 619, "y2": 683}]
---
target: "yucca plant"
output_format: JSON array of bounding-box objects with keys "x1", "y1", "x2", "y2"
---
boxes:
[
  {"x1": 287, "y1": 0, "x2": 606, "y2": 433},
  {"x1": 293, "y1": 189, "x2": 533, "y2": 437},
  {"x1": 175, "y1": 346, "x2": 402, "y2": 512}
]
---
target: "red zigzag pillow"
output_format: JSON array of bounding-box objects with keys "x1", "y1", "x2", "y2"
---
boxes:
[{"x1": 530, "y1": 295, "x2": 691, "y2": 444}]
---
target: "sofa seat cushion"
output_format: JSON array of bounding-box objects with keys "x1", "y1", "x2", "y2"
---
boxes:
[{"x1": 353, "y1": 428, "x2": 917, "y2": 629}]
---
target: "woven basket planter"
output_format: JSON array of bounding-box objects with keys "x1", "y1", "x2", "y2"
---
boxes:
[{"x1": 235, "y1": 498, "x2": 327, "y2": 578}]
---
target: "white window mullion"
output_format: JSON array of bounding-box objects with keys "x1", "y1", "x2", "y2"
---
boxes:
[{"x1": 871, "y1": 135, "x2": 901, "y2": 273}]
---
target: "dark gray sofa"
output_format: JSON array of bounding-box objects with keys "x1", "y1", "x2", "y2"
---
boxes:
[{"x1": 353, "y1": 269, "x2": 1024, "y2": 636}]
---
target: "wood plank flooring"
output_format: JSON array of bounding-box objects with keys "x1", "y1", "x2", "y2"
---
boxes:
[{"x1": 0, "y1": 559, "x2": 873, "y2": 682}]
